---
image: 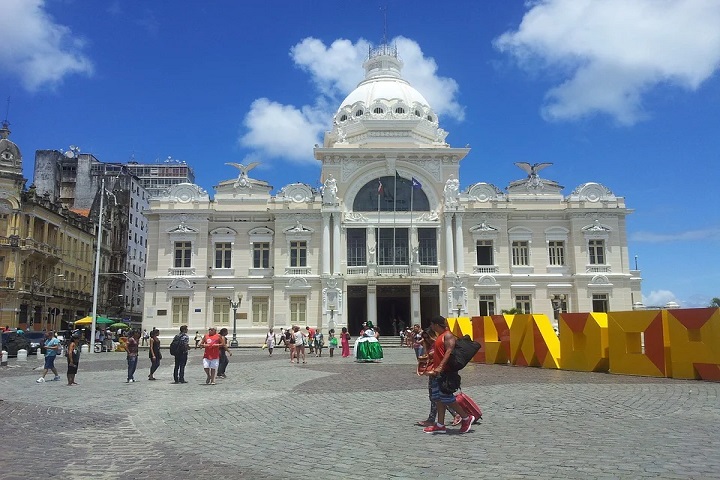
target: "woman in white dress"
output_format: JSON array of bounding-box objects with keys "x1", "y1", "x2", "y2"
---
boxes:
[{"x1": 353, "y1": 321, "x2": 383, "y2": 362}]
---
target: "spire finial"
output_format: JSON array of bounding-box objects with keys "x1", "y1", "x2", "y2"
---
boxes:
[{"x1": 381, "y1": 5, "x2": 388, "y2": 45}]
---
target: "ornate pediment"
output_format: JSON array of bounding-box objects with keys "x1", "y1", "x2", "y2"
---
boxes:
[
  {"x1": 467, "y1": 182, "x2": 504, "y2": 202},
  {"x1": 167, "y1": 183, "x2": 208, "y2": 203},
  {"x1": 278, "y1": 183, "x2": 314, "y2": 203},
  {"x1": 167, "y1": 222, "x2": 199, "y2": 234},
  {"x1": 569, "y1": 182, "x2": 616, "y2": 203}
]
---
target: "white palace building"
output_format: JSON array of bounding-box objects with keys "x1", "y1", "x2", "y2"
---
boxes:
[{"x1": 142, "y1": 45, "x2": 642, "y2": 342}]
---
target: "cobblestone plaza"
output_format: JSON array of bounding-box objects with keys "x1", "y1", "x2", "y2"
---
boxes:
[{"x1": 1, "y1": 347, "x2": 718, "y2": 479}]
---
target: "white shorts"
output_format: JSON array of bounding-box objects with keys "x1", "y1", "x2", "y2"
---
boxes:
[{"x1": 203, "y1": 358, "x2": 219, "y2": 369}]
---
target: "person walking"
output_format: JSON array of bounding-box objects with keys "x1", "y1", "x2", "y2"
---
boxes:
[
  {"x1": 126, "y1": 330, "x2": 140, "y2": 383},
  {"x1": 37, "y1": 330, "x2": 61, "y2": 383},
  {"x1": 173, "y1": 325, "x2": 190, "y2": 384},
  {"x1": 194, "y1": 331, "x2": 201, "y2": 349},
  {"x1": 148, "y1": 329, "x2": 161, "y2": 380},
  {"x1": 217, "y1": 327, "x2": 232, "y2": 379},
  {"x1": 293, "y1": 325, "x2": 306, "y2": 364},
  {"x1": 201, "y1": 327, "x2": 222, "y2": 385},
  {"x1": 314, "y1": 329, "x2": 324, "y2": 357},
  {"x1": 328, "y1": 329, "x2": 337, "y2": 358},
  {"x1": 416, "y1": 328, "x2": 460, "y2": 427},
  {"x1": 66, "y1": 332, "x2": 81, "y2": 386},
  {"x1": 141, "y1": 329, "x2": 149, "y2": 347},
  {"x1": 423, "y1": 316, "x2": 475, "y2": 434},
  {"x1": 265, "y1": 328, "x2": 275, "y2": 356},
  {"x1": 340, "y1": 327, "x2": 351, "y2": 358}
]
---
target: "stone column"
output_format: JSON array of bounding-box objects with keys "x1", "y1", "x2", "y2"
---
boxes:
[
  {"x1": 367, "y1": 281, "x2": 377, "y2": 328},
  {"x1": 332, "y1": 213, "x2": 341, "y2": 275},
  {"x1": 444, "y1": 213, "x2": 455, "y2": 275},
  {"x1": 411, "y1": 281, "x2": 421, "y2": 325},
  {"x1": 322, "y1": 212, "x2": 331, "y2": 275},
  {"x1": 454, "y1": 213, "x2": 464, "y2": 274}
]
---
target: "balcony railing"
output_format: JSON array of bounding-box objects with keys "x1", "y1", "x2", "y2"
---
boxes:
[
  {"x1": 473, "y1": 265, "x2": 500, "y2": 274},
  {"x1": 168, "y1": 267, "x2": 196, "y2": 276},
  {"x1": 377, "y1": 265, "x2": 410, "y2": 276},
  {"x1": 346, "y1": 266, "x2": 367, "y2": 275},
  {"x1": 285, "y1": 267, "x2": 312, "y2": 275},
  {"x1": 586, "y1": 265, "x2": 611, "y2": 273},
  {"x1": 418, "y1": 266, "x2": 439, "y2": 275}
]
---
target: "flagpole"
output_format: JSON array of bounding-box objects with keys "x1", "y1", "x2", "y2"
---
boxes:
[
  {"x1": 410, "y1": 180, "x2": 414, "y2": 270},
  {"x1": 393, "y1": 172, "x2": 397, "y2": 266}
]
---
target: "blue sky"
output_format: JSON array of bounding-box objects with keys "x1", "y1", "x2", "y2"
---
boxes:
[{"x1": 1, "y1": 0, "x2": 719, "y2": 307}]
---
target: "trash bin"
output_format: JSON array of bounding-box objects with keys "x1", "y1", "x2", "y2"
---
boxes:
[{"x1": 17, "y1": 349, "x2": 27, "y2": 361}]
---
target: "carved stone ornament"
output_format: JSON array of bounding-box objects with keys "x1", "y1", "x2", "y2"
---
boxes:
[
  {"x1": 167, "y1": 221, "x2": 199, "y2": 234},
  {"x1": 570, "y1": 182, "x2": 615, "y2": 203},
  {"x1": 279, "y1": 183, "x2": 313, "y2": 203},
  {"x1": 344, "y1": 212, "x2": 368, "y2": 223},
  {"x1": 321, "y1": 174, "x2": 339, "y2": 205},
  {"x1": 168, "y1": 183, "x2": 208, "y2": 203},
  {"x1": 169, "y1": 278, "x2": 194, "y2": 290},
  {"x1": 468, "y1": 183, "x2": 503, "y2": 202}
]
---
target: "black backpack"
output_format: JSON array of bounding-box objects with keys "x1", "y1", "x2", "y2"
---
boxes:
[
  {"x1": 169, "y1": 334, "x2": 182, "y2": 356},
  {"x1": 448, "y1": 334, "x2": 481, "y2": 371}
]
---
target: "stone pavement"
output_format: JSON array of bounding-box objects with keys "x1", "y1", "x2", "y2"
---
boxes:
[{"x1": 1, "y1": 345, "x2": 719, "y2": 479}]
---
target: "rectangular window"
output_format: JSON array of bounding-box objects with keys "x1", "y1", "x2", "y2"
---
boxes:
[
  {"x1": 548, "y1": 241, "x2": 565, "y2": 266},
  {"x1": 215, "y1": 242, "x2": 232, "y2": 268},
  {"x1": 290, "y1": 296, "x2": 307, "y2": 325},
  {"x1": 592, "y1": 294, "x2": 609, "y2": 313},
  {"x1": 290, "y1": 241, "x2": 307, "y2": 267},
  {"x1": 213, "y1": 297, "x2": 230, "y2": 325},
  {"x1": 588, "y1": 239, "x2": 605, "y2": 265},
  {"x1": 418, "y1": 228, "x2": 437, "y2": 265},
  {"x1": 252, "y1": 297, "x2": 269, "y2": 325},
  {"x1": 346, "y1": 229, "x2": 367, "y2": 267},
  {"x1": 511, "y1": 241, "x2": 529, "y2": 266},
  {"x1": 515, "y1": 295, "x2": 532, "y2": 314},
  {"x1": 377, "y1": 228, "x2": 408, "y2": 265},
  {"x1": 253, "y1": 242, "x2": 270, "y2": 268},
  {"x1": 478, "y1": 295, "x2": 496, "y2": 316},
  {"x1": 476, "y1": 240, "x2": 493, "y2": 265},
  {"x1": 174, "y1": 241, "x2": 191, "y2": 268},
  {"x1": 171, "y1": 297, "x2": 189, "y2": 325}
]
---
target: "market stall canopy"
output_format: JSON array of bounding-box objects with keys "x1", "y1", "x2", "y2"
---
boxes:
[
  {"x1": 109, "y1": 322, "x2": 129, "y2": 330},
  {"x1": 73, "y1": 316, "x2": 114, "y2": 326}
]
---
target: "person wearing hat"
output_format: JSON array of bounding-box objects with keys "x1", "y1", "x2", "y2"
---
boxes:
[
  {"x1": 353, "y1": 320, "x2": 383, "y2": 362},
  {"x1": 422, "y1": 315, "x2": 475, "y2": 434}
]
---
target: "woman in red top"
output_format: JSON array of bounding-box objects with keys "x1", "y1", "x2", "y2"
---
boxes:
[{"x1": 201, "y1": 327, "x2": 221, "y2": 385}]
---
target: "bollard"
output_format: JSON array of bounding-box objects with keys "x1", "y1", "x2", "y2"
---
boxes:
[
  {"x1": 1, "y1": 350, "x2": 7, "y2": 365},
  {"x1": 17, "y1": 349, "x2": 28, "y2": 362},
  {"x1": 37, "y1": 348, "x2": 44, "y2": 361},
  {"x1": 81, "y1": 344, "x2": 89, "y2": 354}
]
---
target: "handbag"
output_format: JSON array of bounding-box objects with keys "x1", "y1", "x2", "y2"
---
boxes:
[{"x1": 438, "y1": 371, "x2": 461, "y2": 394}]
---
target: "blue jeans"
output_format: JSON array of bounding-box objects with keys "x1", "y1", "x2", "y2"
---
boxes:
[
  {"x1": 127, "y1": 355, "x2": 138, "y2": 381},
  {"x1": 174, "y1": 353, "x2": 188, "y2": 382}
]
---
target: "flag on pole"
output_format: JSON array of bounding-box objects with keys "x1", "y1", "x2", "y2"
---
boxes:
[
  {"x1": 412, "y1": 177, "x2": 422, "y2": 189},
  {"x1": 378, "y1": 180, "x2": 384, "y2": 195}
]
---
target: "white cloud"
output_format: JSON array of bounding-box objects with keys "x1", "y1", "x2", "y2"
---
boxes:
[
  {"x1": 642, "y1": 290, "x2": 678, "y2": 308},
  {"x1": 494, "y1": 0, "x2": 720, "y2": 125},
  {"x1": 239, "y1": 36, "x2": 464, "y2": 165},
  {"x1": 0, "y1": 0, "x2": 93, "y2": 91},
  {"x1": 239, "y1": 98, "x2": 326, "y2": 165},
  {"x1": 630, "y1": 227, "x2": 720, "y2": 243}
]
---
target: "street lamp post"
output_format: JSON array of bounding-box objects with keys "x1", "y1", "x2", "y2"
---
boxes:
[
  {"x1": 229, "y1": 296, "x2": 241, "y2": 348},
  {"x1": 456, "y1": 303, "x2": 462, "y2": 319}
]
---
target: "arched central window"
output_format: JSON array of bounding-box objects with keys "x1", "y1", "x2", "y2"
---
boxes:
[{"x1": 352, "y1": 176, "x2": 430, "y2": 212}]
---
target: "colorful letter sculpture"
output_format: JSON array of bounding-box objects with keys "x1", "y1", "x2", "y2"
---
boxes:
[
  {"x1": 608, "y1": 310, "x2": 666, "y2": 377},
  {"x1": 471, "y1": 316, "x2": 485, "y2": 363},
  {"x1": 558, "y1": 313, "x2": 609, "y2": 372},
  {"x1": 665, "y1": 308, "x2": 720, "y2": 381},
  {"x1": 509, "y1": 314, "x2": 560, "y2": 369},
  {"x1": 483, "y1": 315, "x2": 513, "y2": 364}
]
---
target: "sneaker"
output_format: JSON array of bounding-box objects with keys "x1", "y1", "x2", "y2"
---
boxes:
[
  {"x1": 129, "y1": 379, "x2": 135, "y2": 383},
  {"x1": 52, "y1": 376, "x2": 61, "y2": 381},
  {"x1": 36, "y1": 377, "x2": 45, "y2": 383},
  {"x1": 459, "y1": 415, "x2": 476, "y2": 434},
  {"x1": 423, "y1": 424, "x2": 447, "y2": 434}
]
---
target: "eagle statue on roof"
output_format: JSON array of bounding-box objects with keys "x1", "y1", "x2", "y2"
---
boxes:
[{"x1": 225, "y1": 162, "x2": 260, "y2": 189}]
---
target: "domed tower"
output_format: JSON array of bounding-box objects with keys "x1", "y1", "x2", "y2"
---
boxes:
[
  {"x1": 313, "y1": 43, "x2": 470, "y2": 335},
  {"x1": 323, "y1": 44, "x2": 450, "y2": 149},
  {"x1": 0, "y1": 121, "x2": 26, "y2": 210}
]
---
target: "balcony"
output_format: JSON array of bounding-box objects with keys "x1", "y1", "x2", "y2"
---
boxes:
[
  {"x1": 586, "y1": 265, "x2": 611, "y2": 273},
  {"x1": 285, "y1": 267, "x2": 312, "y2": 276},
  {"x1": 418, "y1": 266, "x2": 439, "y2": 275},
  {"x1": 473, "y1": 265, "x2": 500, "y2": 274},
  {"x1": 377, "y1": 265, "x2": 410, "y2": 276},
  {"x1": 346, "y1": 266, "x2": 368, "y2": 275},
  {"x1": 168, "y1": 267, "x2": 196, "y2": 276}
]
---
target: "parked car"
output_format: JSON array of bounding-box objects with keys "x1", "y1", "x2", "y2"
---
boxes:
[
  {"x1": 25, "y1": 331, "x2": 46, "y2": 355},
  {"x1": 1, "y1": 332, "x2": 31, "y2": 357}
]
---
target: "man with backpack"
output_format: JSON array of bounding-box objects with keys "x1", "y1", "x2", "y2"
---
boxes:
[
  {"x1": 423, "y1": 316, "x2": 476, "y2": 434},
  {"x1": 170, "y1": 325, "x2": 190, "y2": 384}
]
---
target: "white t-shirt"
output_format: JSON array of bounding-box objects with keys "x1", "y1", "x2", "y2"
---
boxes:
[{"x1": 293, "y1": 331, "x2": 305, "y2": 346}]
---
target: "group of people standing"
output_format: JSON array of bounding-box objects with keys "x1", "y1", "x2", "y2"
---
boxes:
[
  {"x1": 277, "y1": 325, "x2": 353, "y2": 362},
  {"x1": 36, "y1": 329, "x2": 81, "y2": 386}
]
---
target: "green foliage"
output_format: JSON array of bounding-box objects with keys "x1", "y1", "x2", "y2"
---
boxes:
[
  {"x1": 710, "y1": 297, "x2": 720, "y2": 308},
  {"x1": 501, "y1": 308, "x2": 523, "y2": 314}
]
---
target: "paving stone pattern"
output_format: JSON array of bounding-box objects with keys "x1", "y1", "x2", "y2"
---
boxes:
[{"x1": 1, "y1": 346, "x2": 719, "y2": 479}]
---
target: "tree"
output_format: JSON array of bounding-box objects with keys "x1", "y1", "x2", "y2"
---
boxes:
[
  {"x1": 710, "y1": 297, "x2": 720, "y2": 308},
  {"x1": 501, "y1": 308, "x2": 523, "y2": 315}
]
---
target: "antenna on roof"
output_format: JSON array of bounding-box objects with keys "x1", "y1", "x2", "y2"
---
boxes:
[
  {"x1": 3, "y1": 96, "x2": 9, "y2": 125},
  {"x1": 381, "y1": 5, "x2": 388, "y2": 45}
]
